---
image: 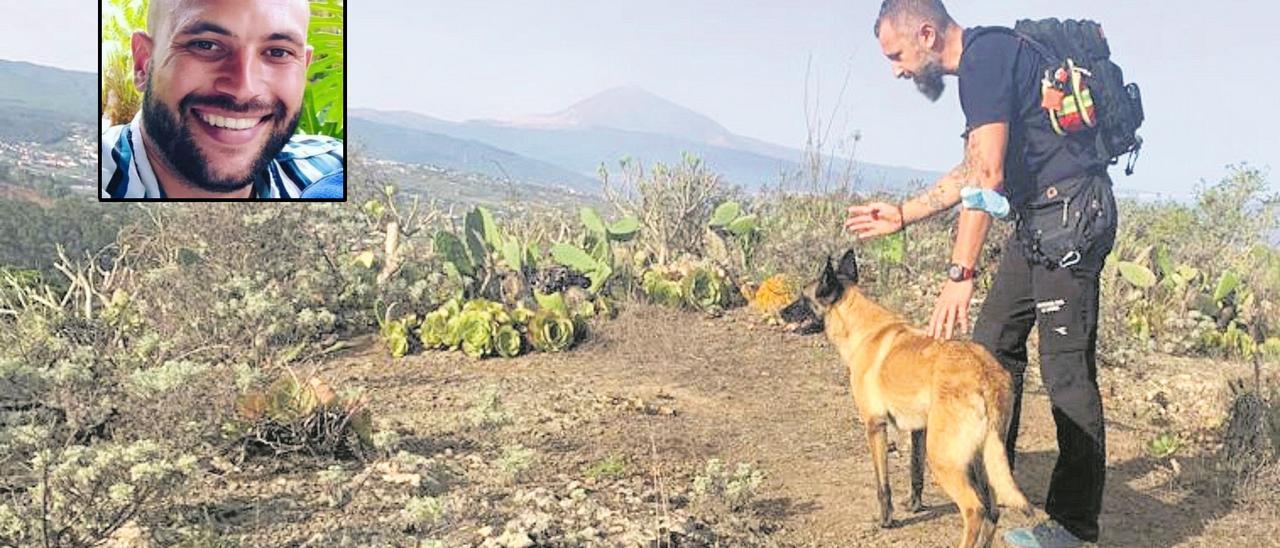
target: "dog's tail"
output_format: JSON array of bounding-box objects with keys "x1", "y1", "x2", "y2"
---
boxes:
[
  {"x1": 982, "y1": 426, "x2": 1032, "y2": 515},
  {"x1": 983, "y1": 372, "x2": 1033, "y2": 516}
]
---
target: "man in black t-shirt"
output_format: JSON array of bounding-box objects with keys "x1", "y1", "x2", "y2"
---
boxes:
[{"x1": 846, "y1": 1, "x2": 1117, "y2": 546}]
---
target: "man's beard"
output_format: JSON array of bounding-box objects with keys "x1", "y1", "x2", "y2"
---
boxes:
[
  {"x1": 141, "y1": 78, "x2": 299, "y2": 194},
  {"x1": 914, "y1": 55, "x2": 946, "y2": 103}
]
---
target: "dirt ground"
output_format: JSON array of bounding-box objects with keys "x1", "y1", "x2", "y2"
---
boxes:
[{"x1": 164, "y1": 303, "x2": 1280, "y2": 547}]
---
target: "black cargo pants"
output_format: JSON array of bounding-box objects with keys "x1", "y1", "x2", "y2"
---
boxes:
[{"x1": 972, "y1": 174, "x2": 1116, "y2": 543}]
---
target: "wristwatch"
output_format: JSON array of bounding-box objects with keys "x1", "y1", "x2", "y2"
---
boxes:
[{"x1": 946, "y1": 263, "x2": 978, "y2": 282}]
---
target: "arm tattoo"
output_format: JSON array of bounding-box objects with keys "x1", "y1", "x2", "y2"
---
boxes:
[
  {"x1": 921, "y1": 179, "x2": 956, "y2": 211},
  {"x1": 916, "y1": 135, "x2": 981, "y2": 215},
  {"x1": 957, "y1": 135, "x2": 984, "y2": 188}
]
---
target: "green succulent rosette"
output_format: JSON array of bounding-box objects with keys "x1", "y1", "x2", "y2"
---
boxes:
[
  {"x1": 439, "y1": 297, "x2": 463, "y2": 318},
  {"x1": 419, "y1": 309, "x2": 449, "y2": 349},
  {"x1": 682, "y1": 268, "x2": 725, "y2": 312},
  {"x1": 381, "y1": 314, "x2": 416, "y2": 358},
  {"x1": 495, "y1": 324, "x2": 523, "y2": 357},
  {"x1": 457, "y1": 311, "x2": 495, "y2": 358},
  {"x1": 443, "y1": 314, "x2": 465, "y2": 349},
  {"x1": 462, "y1": 298, "x2": 493, "y2": 314},
  {"x1": 642, "y1": 270, "x2": 684, "y2": 307},
  {"x1": 511, "y1": 305, "x2": 535, "y2": 326},
  {"x1": 530, "y1": 309, "x2": 575, "y2": 353}
]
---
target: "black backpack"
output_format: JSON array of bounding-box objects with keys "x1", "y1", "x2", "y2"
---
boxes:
[{"x1": 1010, "y1": 18, "x2": 1146, "y2": 175}]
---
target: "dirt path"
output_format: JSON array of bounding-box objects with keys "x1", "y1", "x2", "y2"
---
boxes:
[{"x1": 276, "y1": 303, "x2": 1274, "y2": 547}]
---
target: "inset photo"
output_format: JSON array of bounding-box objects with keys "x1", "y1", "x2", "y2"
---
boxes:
[{"x1": 99, "y1": 0, "x2": 345, "y2": 201}]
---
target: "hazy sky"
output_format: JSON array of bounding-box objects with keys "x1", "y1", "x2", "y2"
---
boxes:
[
  {"x1": 6, "y1": 1, "x2": 1277, "y2": 199},
  {"x1": 1, "y1": 0, "x2": 98, "y2": 73},
  {"x1": 350, "y1": 0, "x2": 1278, "y2": 199}
]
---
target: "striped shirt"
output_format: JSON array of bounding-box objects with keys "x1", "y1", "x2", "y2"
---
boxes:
[{"x1": 100, "y1": 111, "x2": 344, "y2": 200}]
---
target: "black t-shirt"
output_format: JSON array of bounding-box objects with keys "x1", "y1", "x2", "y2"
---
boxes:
[{"x1": 958, "y1": 26, "x2": 1104, "y2": 206}]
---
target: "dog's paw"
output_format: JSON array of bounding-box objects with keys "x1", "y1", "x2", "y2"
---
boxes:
[{"x1": 879, "y1": 516, "x2": 898, "y2": 529}]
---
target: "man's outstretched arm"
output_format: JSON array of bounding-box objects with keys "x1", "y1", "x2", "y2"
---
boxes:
[
  {"x1": 845, "y1": 124, "x2": 1006, "y2": 239},
  {"x1": 909, "y1": 123, "x2": 1008, "y2": 224}
]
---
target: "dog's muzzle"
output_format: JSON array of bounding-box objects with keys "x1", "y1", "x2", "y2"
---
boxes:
[
  {"x1": 780, "y1": 299, "x2": 824, "y2": 334},
  {"x1": 780, "y1": 298, "x2": 810, "y2": 323}
]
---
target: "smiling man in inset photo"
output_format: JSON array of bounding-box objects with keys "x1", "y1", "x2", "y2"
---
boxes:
[{"x1": 101, "y1": 0, "x2": 344, "y2": 200}]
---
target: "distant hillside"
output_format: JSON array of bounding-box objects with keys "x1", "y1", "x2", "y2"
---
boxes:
[
  {"x1": 422, "y1": 122, "x2": 800, "y2": 190},
  {"x1": 352, "y1": 109, "x2": 793, "y2": 190},
  {"x1": 348, "y1": 118, "x2": 600, "y2": 194},
  {"x1": 352, "y1": 95, "x2": 940, "y2": 195},
  {"x1": 370, "y1": 160, "x2": 600, "y2": 212},
  {"x1": 0, "y1": 60, "x2": 96, "y2": 143}
]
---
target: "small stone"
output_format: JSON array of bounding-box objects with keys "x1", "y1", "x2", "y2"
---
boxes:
[
  {"x1": 497, "y1": 531, "x2": 534, "y2": 548},
  {"x1": 210, "y1": 456, "x2": 235, "y2": 473},
  {"x1": 477, "y1": 526, "x2": 494, "y2": 537},
  {"x1": 667, "y1": 519, "x2": 687, "y2": 535},
  {"x1": 103, "y1": 520, "x2": 147, "y2": 548}
]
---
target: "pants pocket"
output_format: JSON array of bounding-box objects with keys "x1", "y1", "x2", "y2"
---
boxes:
[{"x1": 1033, "y1": 266, "x2": 1092, "y2": 355}]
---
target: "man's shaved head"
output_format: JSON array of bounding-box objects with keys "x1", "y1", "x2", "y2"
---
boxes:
[
  {"x1": 132, "y1": 0, "x2": 314, "y2": 197},
  {"x1": 147, "y1": 0, "x2": 311, "y2": 40},
  {"x1": 146, "y1": 0, "x2": 180, "y2": 39},
  {"x1": 874, "y1": 0, "x2": 953, "y2": 39}
]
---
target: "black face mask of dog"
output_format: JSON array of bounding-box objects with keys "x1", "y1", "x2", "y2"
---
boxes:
[{"x1": 780, "y1": 250, "x2": 860, "y2": 334}]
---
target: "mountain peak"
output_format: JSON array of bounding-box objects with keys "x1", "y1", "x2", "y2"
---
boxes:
[
  {"x1": 572, "y1": 85, "x2": 670, "y2": 106},
  {"x1": 503, "y1": 86, "x2": 733, "y2": 143}
]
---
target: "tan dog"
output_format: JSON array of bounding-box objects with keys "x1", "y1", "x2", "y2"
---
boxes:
[{"x1": 781, "y1": 250, "x2": 1032, "y2": 548}]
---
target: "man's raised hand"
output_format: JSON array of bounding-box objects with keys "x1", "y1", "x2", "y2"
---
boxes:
[{"x1": 845, "y1": 202, "x2": 904, "y2": 241}]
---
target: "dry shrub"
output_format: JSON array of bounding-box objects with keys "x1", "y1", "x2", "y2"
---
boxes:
[
  {"x1": 230, "y1": 371, "x2": 373, "y2": 460},
  {"x1": 0, "y1": 440, "x2": 197, "y2": 547},
  {"x1": 602, "y1": 154, "x2": 735, "y2": 266},
  {"x1": 0, "y1": 302, "x2": 230, "y2": 547}
]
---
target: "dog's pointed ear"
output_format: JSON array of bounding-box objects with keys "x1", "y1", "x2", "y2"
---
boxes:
[
  {"x1": 815, "y1": 256, "x2": 842, "y2": 305},
  {"x1": 814, "y1": 255, "x2": 832, "y2": 279},
  {"x1": 836, "y1": 249, "x2": 859, "y2": 284}
]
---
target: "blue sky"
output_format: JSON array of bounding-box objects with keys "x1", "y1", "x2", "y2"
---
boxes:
[{"x1": 6, "y1": 1, "x2": 1276, "y2": 199}]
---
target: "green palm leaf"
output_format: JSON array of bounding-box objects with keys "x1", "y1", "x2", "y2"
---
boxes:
[{"x1": 301, "y1": 0, "x2": 344, "y2": 138}]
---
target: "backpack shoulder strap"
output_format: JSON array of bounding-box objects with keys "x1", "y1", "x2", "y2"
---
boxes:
[{"x1": 965, "y1": 25, "x2": 1059, "y2": 67}]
